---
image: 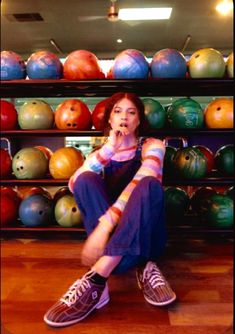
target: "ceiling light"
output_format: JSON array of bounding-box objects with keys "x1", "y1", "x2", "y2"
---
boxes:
[
  {"x1": 117, "y1": 39, "x2": 123, "y2": 43},
  {"x1": 119, "y1": 8, "x2": 172, "y2": 21},
  {"x1": 216, "y1": 0, "x2": 233, "y2": 15}
]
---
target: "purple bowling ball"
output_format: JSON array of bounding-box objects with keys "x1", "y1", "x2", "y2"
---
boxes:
[
  {"x1": 151, "y1": 48, "x2": 187, "y2": 78},
  {"x1": 1, "y1": 50, "x2": 26, "y2": 80},
  {"x1": 112, "y1": 49, "x2": 149, "y2": 79},
  {"x1": 26, "y1": 50, "x2": 63, "y2": 79}
]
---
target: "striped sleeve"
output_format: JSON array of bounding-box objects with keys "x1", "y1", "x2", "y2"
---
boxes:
[
  {"x1": 68, "y1": 142, "x2": 116, "y2": 193},
  {"x1": 99, "y1": 138, "x2": 165, "y2": 228}
]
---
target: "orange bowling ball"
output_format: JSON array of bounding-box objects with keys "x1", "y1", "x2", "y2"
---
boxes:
[
  {"x1": 204, "y1": 98, "x2": 233, "y2": 128},
  {"x1": 49, "y1": 147, "x2": 84, "y2": 179},
  {"x1": 63, "y1": 50, "x2": 105, "y2": 80},
  {"x1": 55, "y1": 99, "x2": 92, "y2": 130}
]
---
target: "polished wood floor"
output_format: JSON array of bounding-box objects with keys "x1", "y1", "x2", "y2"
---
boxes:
[{"x1": 1, "y1": 236, "x2": 233, "y2": 334}]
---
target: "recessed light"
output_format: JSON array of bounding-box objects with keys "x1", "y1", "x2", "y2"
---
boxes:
[
  {"x1": 117, "y1": 39, "x2": 123, "y2": 43},
  {"x1": 119, "y1": 8, "x2": 172, "y2": 21},
  {"x1": 216, "y1": 0, "x2": 233, "y2": 15}
]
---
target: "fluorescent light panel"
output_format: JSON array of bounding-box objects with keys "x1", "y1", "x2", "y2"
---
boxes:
[{"x1": 119, "y1": 8, "x2": 172, "y2": 20}]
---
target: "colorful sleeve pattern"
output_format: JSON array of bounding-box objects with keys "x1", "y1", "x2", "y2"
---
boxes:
[
  {"x1": 99, "y1": 138, "x2": 165, "y2": 229},
  {"x1": 68, "y1": 142, "x2": 116, "y2": 192}
]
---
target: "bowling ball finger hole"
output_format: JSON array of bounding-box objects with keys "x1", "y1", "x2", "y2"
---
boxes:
[
  {"x1": 72, "y1": 207, "x2": 77, "y2": 212},
  {"x1": 70, "y1": 107, "x2": 75, "y2": 111},
  {"x1": 39, "y1": 210, "x2": 43, "y2": 215},
  {"x1": 185, "y1": 155, "x2": 190, "y2": 160},
  {"x1": 217, "y1": 107, "x2": 221, "y2": 110},
  {"x1": 195, "y1": 54, "x2": 200, "y2": 58}
]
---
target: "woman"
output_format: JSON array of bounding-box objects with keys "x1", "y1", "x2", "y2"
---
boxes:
[{"x1": 44, "y1": 92, "x2": 176, "y2": 328}]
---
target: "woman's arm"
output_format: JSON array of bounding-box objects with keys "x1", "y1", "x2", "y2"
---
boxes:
[
  {"x1": 98, "y1": 138, "x2": 165, "y2": 230},
  {"x1": 68, "y1": 141, "x2": 116, "y2": 192}
]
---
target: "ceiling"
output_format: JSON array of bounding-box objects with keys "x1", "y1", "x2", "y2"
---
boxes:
[{"x1": 1, "y1": 0, "x2": 233, "y2": 61}]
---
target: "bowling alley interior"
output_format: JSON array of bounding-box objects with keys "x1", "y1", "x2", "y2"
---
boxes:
[{"x1": 1, "y1": 1, "x2": 234, "y2": 333}]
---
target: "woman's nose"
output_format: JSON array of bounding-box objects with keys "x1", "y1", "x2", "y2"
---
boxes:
[{"x1": 120, "y1": 111, "x2": 127, "y2": 119}]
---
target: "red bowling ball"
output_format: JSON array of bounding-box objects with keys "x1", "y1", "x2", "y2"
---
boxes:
[
  {"x1": 0, "y1": 100, "x2": 18, "y2": 130},
  {"x1": 92, "y1": 98, "x2": 109, "y2": 131},
  {"x1": 0, "y1": 148, "x2": 12, "y2": 179},
  {"x1": 0, "y1": 193, "x2": 19, "y2": 226}
]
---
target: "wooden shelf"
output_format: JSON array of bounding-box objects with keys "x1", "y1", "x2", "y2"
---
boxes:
[{"x1": 1, "y1": 78, "x2": 233, "y2": 98}]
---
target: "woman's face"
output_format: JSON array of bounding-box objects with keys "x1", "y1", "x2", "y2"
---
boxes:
[{"x1": 109, "y1": 98, "x2": 140, "y2": 135}]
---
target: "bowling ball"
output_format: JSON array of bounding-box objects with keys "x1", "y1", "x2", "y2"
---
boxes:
[
  {"x1": 12, "y1": 147, "x2": 48, "y2": 179},
  {"x1": 91, "y1": 98, "x2": 109, "y2": 131},
  {"x1": 142, "y1": 98, "x2": 166, "y2": 129},
  {"x1": 63, "y1": 50, "x2": 104, "y2": 80},
  {"x1": 49, "y1": 147, "x2": 84, "y2": 179},
  {"x1": 53, "y1": 186, "x2": 71, "y2": 203},
  {"x1": 167, "y1": 98, "x2": 204, "y2": 129},
  {"x1": 190, "y1": 186, "x2": 217, "y2": 214},
  {"x1": 18, "y1": 99, "x2": 54, "y2": 129},
  {"x1": 34, "y1": 146, "x2": 53, "y2": 161},
  {"x1": 0, "y1": 50, "x2": 26, "y2": 80},
  {"x1": 0, "y1": 194, "x2": 19, "y2": 226},
  {"x1": 17, "y1": 186, "x2": 52, "y2": 200},
  {"x1": 54, "y1": 194, "x2": 82, "y2": 227},
  {"x1": 0, "y1": 100, "x2": 18, "y2": 130},
  {"x1": 0, "y1": 186, "x2": 21, "y2": 206},
  {"x1": 188, "y1": 48, "x2": 226, "y2": 78},
  {"x1": 150, "y1": 48, "x2": 187, "y2": 78},
  {"x1": 19, "y1": 194, "x2": 54, "y2": 227},
  {"x1": 204, "y1": 98, "x2": 233, "y2": 129},
  {"x1": 214, "y1": 145, "x2": 234, "y2": 175},
  {"x1": 174, "y1": 147, "x2": 207, "y2": 179},
  {"x1": 163, "y1": 146, "x2": 178, "y2": 176},
  {"x1": 26, "y1": 50, "x2": 63, "y2": 79},
  {"x1": 164, "y1": 187, "x2": 190, "y2": 218},
  {"x1": 202, "y1": 194, "x2": 233, "y2": 227},
  {"x1": 192, "y1": 145, "x2": 214, "y2": 173},
  {"x1": 226, "y1": 52, "x2": 233, "y2": 78},
  {"x1": 224, "y1": 186, "x2": 234, "y2": 199},
  {"x1": 112, "y1": 49, "x2": 149, "y2": 79},
  {"x1": 55, "y1": 99, "x2": 92, "y2": 130},
  {"x1": 0, "y1": 148, "x2": 12, "y2": 179}
]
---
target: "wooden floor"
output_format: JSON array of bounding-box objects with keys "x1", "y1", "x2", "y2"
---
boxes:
[{"x1": 1, "y1": 236, "x2": 233, "y2": 334}]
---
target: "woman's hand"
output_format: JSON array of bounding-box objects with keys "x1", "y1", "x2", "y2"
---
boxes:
[{"x1": 108, "y1": 127, "x2": 130, "y2": 150}]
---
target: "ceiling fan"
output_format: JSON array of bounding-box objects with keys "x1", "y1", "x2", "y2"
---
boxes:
[{"x1": 78, "y1": 0, "x2": 119, "y2": 23}]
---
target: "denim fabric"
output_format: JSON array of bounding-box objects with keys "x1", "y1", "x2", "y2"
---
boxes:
[{"x1": 73, "y1": 150, "x2": 167, "y2": 274}]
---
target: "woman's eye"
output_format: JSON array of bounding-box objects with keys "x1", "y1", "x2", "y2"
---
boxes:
[
  {"x1": 129, "y1": 111, "x2": 136, "y2": 115},
  {"x1": 114, "y1": 109, "x2": 121, "y2": 113}
]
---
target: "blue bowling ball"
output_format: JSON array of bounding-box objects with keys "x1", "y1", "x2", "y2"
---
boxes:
[
  {"x1": 151, "y1": 48, "x2": 187, "y2": 78},
  {"x1": 112, "y1": 49, "x2": 149, "y2": 79},
  {"x1": 26, "y1": 50, "x2": 63, "y2": 79},
  {"x1": 19, "y1": 194, "x2": 54, "y2": 227},
  {"x1": 1, "y1": 51, "x2": 26, "y2": 80}
]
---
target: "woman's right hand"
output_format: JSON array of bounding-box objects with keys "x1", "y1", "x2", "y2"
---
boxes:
[{"x1": 108, "y1": 128, "x2": 130, "y2": 150}]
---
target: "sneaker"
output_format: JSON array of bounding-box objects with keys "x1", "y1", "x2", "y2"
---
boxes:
[
  {"x1": 44, "y1": 270, "x2": 109, "y2": 327},
  {"x1": 136, "y1": 261, "x2": 176, "y2": 306}
]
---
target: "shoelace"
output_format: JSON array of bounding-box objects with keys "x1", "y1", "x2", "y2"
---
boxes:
[
  {"x1": 60, "y1": 271, "x2": 94, "y2": 307},
  {"x1": 142, "y1": 261, "x2": 166, "y2": 288}
]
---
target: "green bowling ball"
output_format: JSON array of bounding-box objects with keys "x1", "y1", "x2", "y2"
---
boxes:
[
  {"x1": 215, "y1": 145, "x2": 234, "y2": 176},
  {"x1": 18, "y1": 99, "x2": 54, "y2": 129},
  {"x1": 164, "y1": 186, "x2": 190, "y2": 218},
  {"x1": 54, "y1": 194, "x2": 82, "y2": 227},
  {"x1": 12, "y1": 147, "x2": 48, "y2": 179},
  {"x1": 142, "y1": 98, "x2": 166, "y2": 129},
  {"x1": 224, "y1": 186, "x2": 234, "y2": 199},
  {"x1": 163, "y1": 146, "x2": 178, "y2": 176},
  {"x1": 202, "y1": 194, "x2": 233, "y2": 227},
  {"x1": 167, "y1": 98, "x2": 204, "y2": 129}
]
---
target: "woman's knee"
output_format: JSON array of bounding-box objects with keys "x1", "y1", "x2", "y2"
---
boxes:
[
  {"x1": 74, "y1": 171, "x2": 102, "y2": 188},
  {"x1": 137, "y1": 176, "x2": 163, "y2": 194}
]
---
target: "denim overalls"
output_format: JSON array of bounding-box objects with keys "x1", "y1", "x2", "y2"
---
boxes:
[{"x1": 73, "y1": 139, "x2": 167, "y2": 273}]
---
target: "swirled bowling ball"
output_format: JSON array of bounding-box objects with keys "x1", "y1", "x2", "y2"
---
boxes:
[
  {"x1": 18, "y1": 99, "x2": 54, "y2": 129},
  {"x1": 202, "y1": 194, "x2": 233, "y2": 227},
  {"x1": 49, "y1": 147, "x2": 84, "y2": 179},
  {"x1": 19, "y1": 194, "x2": 54, "y2": 227},
  {"x1": 26, "y1": 50, "x2": 63, "y2": 79},
  {"x1": 142, "y1": 98, "x2": 166, "y2": 129},
  {"x1": 190, "y1": 186, "x2": 217, "y2": 214},
  {"x1": 214, "y1": 145, "x2": 234, "y2": 175},
  {"x1": 0, "y1": 100, "x2": 18, "y2": 130},
  {"x1": 192, "y1": 145, "x2": 214, "y2": 173},
  {"x1": 167, "y1": 98, "x2": 204, "y2": 129},
  {"x1": 63, "y1": 50, "x2": 105, "y2": 80},
  {"x1": 55, "y1": 99, "x2": 92, "y2": 130},
  {"x1": 204, "y1": 98, "x2": 233, "y2": 129},
  {"x1": 12, "y1": 147, "x2": 48, "y2": 179},
  {"x1": 92, "y1": 98, "x2": 109, "y2": 131},
  {"x1": 188, "y1": 48, "x2": 226, "y2": 78},
  {"x1": 173, "y1": 147, "x2": 207, "y2": 179},
  {"x1": 163, "y1": 146, "x2": 178, "y2": 176},
  {"x1": 112, "y1": 49, "x2": 149, "y2": 79},
  {"x1": 151, "y1": 48, "x2": 187, "y2": 78},
  {"x1": 53, "y1": 186, "x2": 71, "y2": 204},
  {"x1": 54, "y1": 194, "x2": 82, "y2": 227},
  {"x1": 165, "y1": 187, "x2": 190, "y2": 218},
  {"x1": 1, "y1": 50, "x2": 26, "y2": 80}
]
